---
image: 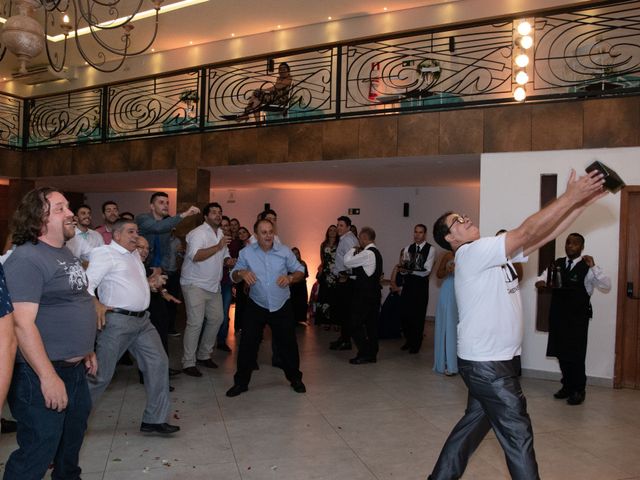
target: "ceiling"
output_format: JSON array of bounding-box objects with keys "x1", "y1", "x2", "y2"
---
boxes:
[
  {"x1": 0, "y1": 0, "x2": 452, "y2": 82},
  {"x1": 35, "y1": 154, "x2": 480, "y2": 192}
]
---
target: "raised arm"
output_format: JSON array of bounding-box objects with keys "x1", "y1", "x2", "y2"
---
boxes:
[{"x1": 506, "y1": 169, "x2": 606, "y2": 258}]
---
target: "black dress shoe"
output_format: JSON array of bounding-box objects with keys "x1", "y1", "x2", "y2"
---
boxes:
[
  {"x1": 140, "y1": 422, "x2": 180, "y2": 434},
  {"x1": 217, "y1": 343, "x2": 232, "y2": 352},
  {"x1": 226, "y1": 384, "x2": 248, "y2": 397},
  {"x1": 196, "y1": 358, "x2": 219, "y2": 369},
  {"x1": 349, "y1": 356, "x2": 376, "y2": 365},
  {"x1": 169, "y1": 385, "x2": 175, "y2": 392},
  {"x1": 553, "y1": 387, "x2": 570, "y2": 399},
  {"x1": 291, "y1": 380, "x2": 306, "y2": 393},
  {"x1": 1, "y1": 418, "x2": 17, "y2": 434},
  {"x1": 182, "y1": 366, "x2": 203, "y2": 377},
  {"x1": 400, "y1": 343, "x2": 410, "y2": 351},
  {"x1": 337, "y1": 342, "x2": 352, "y2": 351},
  {"x1": 169, "y1": 368, "x2": 182, "y2": 376},
  {"x1": 567, "y1": 391, "x2": 585, "y2": 406}
]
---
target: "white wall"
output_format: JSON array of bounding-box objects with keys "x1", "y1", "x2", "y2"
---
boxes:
[
  {"x1": 86, "y1": 184, "x2": 480, "y2": 316},
  {"x1": 481, "y1": 147, "x2": 640, "y2": 382}
]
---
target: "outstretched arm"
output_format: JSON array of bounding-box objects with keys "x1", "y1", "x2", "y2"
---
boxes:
[{"x1": 505, "y1": 169, "x2": 606, "y2": 258}]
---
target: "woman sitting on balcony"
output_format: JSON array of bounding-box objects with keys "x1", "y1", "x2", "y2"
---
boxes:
[{"x1": 237, "y1": 62, "x2": 293, "y2": 122}]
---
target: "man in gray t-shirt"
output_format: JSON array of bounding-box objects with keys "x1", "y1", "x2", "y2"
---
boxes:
[{"x1": 2, "y1": 187, "x2": 97, "y2": 480}]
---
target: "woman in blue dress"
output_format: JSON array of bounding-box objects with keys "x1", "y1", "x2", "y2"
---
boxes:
[{"x1": 433, "y1": 251, "x2": 458, "y2": 375}]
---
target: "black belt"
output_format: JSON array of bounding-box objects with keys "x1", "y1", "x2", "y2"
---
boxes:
[
  {"x1": 51, "y1": 360, "x2": 82, "y2": 368},
  {"x1": 109, "y1": 308, "x2": 146, "y2": 318}
]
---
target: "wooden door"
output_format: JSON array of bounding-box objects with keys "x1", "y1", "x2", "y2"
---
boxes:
[{"x1": 614, "y1": 186, "x2": 640, "y2": 388}]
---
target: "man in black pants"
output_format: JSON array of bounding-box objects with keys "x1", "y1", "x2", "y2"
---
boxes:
[
  {"x1": 536, "y1": 233, "x2": 610, "y2": 406},
  {"x1": 329, "y1": 216, "x2": 359, "y2": 351},
  {"x1": 398, "y1": 224, "x2": 435, "y2": 353},
  {"x1": 226, "y1": 219, "x2": 306, "y2": 397},
  {"x1": 428, "y1": 169, "x2": 606, "y2": 480},
  {"x1": 343, "y1": 227, "x2": 383, "y2": 364}
]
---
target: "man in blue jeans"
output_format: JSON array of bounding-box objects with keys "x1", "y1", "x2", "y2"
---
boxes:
[
  {"x1": 428, "y1": 169, "x2": 606, "y2": 480},
  {"x1": 3, "y1": 187, "x2": 98, "y2": 480}
]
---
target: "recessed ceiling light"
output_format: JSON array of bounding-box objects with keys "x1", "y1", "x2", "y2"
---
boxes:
[
  {"x1": 151, "y1": 48, "x2": 155, "y2": 52},
  {"x1": 189, "y1": 41, "x2": 193, "y2": 45},
  {"x1": 383, "y1": 7, "x2": 388, "y2": 11},
  {"x1": 231, "y1": 33, "x2": 235, "y2": 37},
  {"x1": 277, "y1": 25, "x2": 281, "y2": 29},
  {"x1": 327, "y1": 16, "x2": 332, "y2": 20}
]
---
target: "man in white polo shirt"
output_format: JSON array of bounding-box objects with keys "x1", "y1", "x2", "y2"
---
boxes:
[
  {"x1": 180, "y1": 202, "x2": 231, "y2": 377},
  {"x1": 66, "y1": 204, "x2": 104, "y2": 267},
  {"x1": 427, "y1": 169, "x2": 606, "y2": 480}
]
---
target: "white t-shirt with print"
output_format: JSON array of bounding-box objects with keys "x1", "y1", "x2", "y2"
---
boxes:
[{"x1": 454, "y1": 235, "x2": 527, "y2": 361}]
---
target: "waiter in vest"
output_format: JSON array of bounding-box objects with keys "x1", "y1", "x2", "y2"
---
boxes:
[
  {"x1": 398, "y1": 224, "x2": 435, "y2": 354},
  {"x1": 536, "y1": 232, "x2": 610, "y2": 406},
  {"x1": 343, "y1": 227, "x2": 383, "y2": 364}
]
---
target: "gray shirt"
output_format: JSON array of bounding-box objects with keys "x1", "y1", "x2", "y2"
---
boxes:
[
  {"x1": 4, "y1": 242, "x2": 97, "y2": 362},
  {"x1": 136, "y1": 212, "x2": 183, "y2": 270},
  {"x1": 332, "y1": 231, "x2": 359, "y2": 276}
]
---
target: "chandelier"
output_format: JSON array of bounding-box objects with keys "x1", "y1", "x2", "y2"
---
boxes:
[{"x1": 0, "y1": 0, "x2": 163, "y2": 74}]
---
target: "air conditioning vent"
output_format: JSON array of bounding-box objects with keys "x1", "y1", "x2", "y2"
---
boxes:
[{"x1": 11, "y1": 65, "x2": 76, "y2": 85}]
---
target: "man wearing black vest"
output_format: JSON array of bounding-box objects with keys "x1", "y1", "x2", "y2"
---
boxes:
[
  {"x1": 343, "y1": 227, "x2": 383, "y2": 364},
  {"x1": 536, "y1": 233, "x2": 610, "y2": 405},
  {"x1": 399, "y1": 224, "x2": 435, "y2": 354}
]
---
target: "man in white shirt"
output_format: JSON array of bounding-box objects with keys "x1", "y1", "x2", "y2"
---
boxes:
[
  {"x1": 398, "y1": 224, "x2": 436, "y2": 354},
  {"x1": 427, "y1": 169, "x2": 606, "y2": 480},
  {"x1": 343, "y1": 227, "x2": 383, "y2": 364},
  {"x1": 535, "y1": 233, "x2": 611, "y2": 405},
  {"x1": 329, "y1": 216, "x2": 360, "y2": 351},
  {"x1": 86, "y1": 219, "x2": 179, "y2": 435},
  {"x1": 180, "y1": 202, "x2": 230, "y2": 377},
  {"x1": 66, "y1": 204, "x2": 104, "y2": 267}
]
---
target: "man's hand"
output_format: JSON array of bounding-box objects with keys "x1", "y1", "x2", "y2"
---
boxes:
[
  {"x1": 276, "y1": 275, "x2": 292, "y2": 288},
  {"x1": 161, "y1": 290, "x2": 182, "y2": 304},
  {"x1": 583, "y1": 255, "x2": 595, "y2": 268},
  {"x1": 535, "y1": 280, "x2": 547, "y2": 289},
  {"x1": 564, "y1": 169, "x2": 605, "y2": 205},
  {"x1": 180, "y1": 206, "x2": 201, "y2": 218},
  {"x1": 41, "y1": 374, "x2": 68, "y2": 412},
  {"x1": 94, "y1": 299, "x2": 111, "y2": 330},
  {"x1": 217, "y1": 235, "x2": 231, "y2": 250},
  {"x1": 224, "y1": 258, "x2": 237, "y2": 267},
  {"x1": 239, "y1": 270, "x2": 257, "y2": 286},
  {"x1": 84, "y1": 352, "x2": 98, "y2": 376}
]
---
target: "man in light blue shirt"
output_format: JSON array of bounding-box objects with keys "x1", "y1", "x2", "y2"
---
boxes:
[{"x1": 226, "y1": 219, "x2": 306, "y2": 397}]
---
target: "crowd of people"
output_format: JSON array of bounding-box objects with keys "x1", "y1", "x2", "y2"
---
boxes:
[{"x1": 0, "y1": 168, "x2": 612, "y2": 479}]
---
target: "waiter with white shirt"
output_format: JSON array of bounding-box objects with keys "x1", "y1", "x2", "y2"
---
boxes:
[
  {"x1": 535, "y1": 232, "x2": 611, "y2": 406},
  {"x1": 398, "y1": 224, "x2": 435, "y2": 354},
  {"x1": 180, "y1": 202, "x2": 231, "y2": 377},
  {"x1": 86, "y1": 219, "x2": 179, "y2": 435},
  {"x1": 343, "y1": 227, "x2": 383, "y2": 364},
  {"x1": 65, "y1": 204, "x2": 104, "y2": 267}
]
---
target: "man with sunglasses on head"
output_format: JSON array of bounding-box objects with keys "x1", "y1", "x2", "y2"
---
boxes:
[{"x1": 427, "y1": 169, "x2": 606, "y2": 480}]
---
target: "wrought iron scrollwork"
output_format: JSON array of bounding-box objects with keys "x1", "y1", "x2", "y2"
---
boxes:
[
  {"x1": 207, "y1": 49, "x2": 335, "y2": 124},
  {"x1": 28, "y1": 89, "x2": 101, "y2": 146},
  {"x1": 0, "y1": 94, "x2": 21, "y2": 146},
  {"x1": 534, "y1": 2, "x2": 640, "y2": 92},
  {"x1": 108, "y1": 72, "x2": 201, "y2": 137}
]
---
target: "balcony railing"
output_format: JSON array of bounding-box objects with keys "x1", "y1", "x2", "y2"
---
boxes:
[{"x1": 2, "y1": 0, "x2": 640, "y2": 150}]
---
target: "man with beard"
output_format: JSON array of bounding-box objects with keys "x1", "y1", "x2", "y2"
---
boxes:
[
  {"x1": 87, "y1": 219, "x2": 179, "y2": 435},
  {"x1": 136, "y1": 192, "x2": 199, "y2": 272},
  {"x1": 96, "y1": 200, "x2": 119, "y2": 245},
  {"x1": 180, "y1": 203, "x2": 230, "y2": 376},
  {"x1": 66, "y1": 204, "x2": 104, "y2": 267},
  {"x1": 3, "y1": 187, "x2": 98, "y2": 479}
]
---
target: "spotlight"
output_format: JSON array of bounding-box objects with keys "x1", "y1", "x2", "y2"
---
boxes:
[
  {"x1": 515, "y1": 71, "x2": 529, "y2": 85},
  {"x1": 517, "y1": 21, "x2": 532, "y2": 36},
  {"x1": 514, "y1": 86, "x2": 526, "y2": 101},
  {"x1": 520, "y1": 35, "x2": 533, "y2": 50},
  {"x1": 515, "y1": 54, "x2": 529, "y2": 68}
]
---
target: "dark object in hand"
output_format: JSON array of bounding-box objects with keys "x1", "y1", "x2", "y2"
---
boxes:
[{"x1": 585, "y1": 160, "x2": 626, "y2": 193}]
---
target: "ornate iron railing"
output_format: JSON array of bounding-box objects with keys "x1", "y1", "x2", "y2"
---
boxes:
[{"x1": 1, "y1": 0, "x2": 639, "y2": 150}]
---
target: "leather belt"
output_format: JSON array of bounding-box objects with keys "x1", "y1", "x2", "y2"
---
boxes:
[
  {"x1": 109, "y1": 308, "x2": 146, "y2": 318},
  {"x1": 51, "y1": 360, "x2": 82, "y2": 368}
]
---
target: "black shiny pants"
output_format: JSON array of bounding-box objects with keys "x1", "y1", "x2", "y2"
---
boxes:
[{"x1": 430, "y1": 358, "x2": 539, "y2": 480}]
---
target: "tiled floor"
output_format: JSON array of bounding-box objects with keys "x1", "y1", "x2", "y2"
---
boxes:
[{"x1": 1, "y1": 323, "x2": 639, "y2": 480}]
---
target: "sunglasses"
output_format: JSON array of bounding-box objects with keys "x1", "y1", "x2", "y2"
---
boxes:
[{"x1": 447, "y1": 214, "x2": 469, "y2": 233}]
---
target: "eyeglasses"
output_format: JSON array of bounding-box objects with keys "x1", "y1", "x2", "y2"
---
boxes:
[{"x1": 447, "y1": 214, "x2": 469, "y2": 233}]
